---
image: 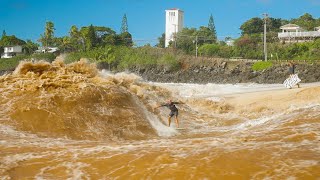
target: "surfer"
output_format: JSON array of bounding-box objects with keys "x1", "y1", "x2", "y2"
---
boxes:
[
  {"x1": 154, "y1": 99, "x2": 183, "y2": 128},
  {"x1": 288, "y1": 61, "x2": 300, "y2": 88}
]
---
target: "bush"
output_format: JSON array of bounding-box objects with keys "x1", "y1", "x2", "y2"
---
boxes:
[
  {"x1": 0, "y1": 55, "x2": 28, "y2": 71},
  {"x1": 0, "y1": 53, "x2": 57, "y2": 71},
  {"x1": 158, "y1": 54, "x2": 180, "y2": 70},
  {"x1": 252, "y1": 61, "x2": 273, "y2": 71},
  {"x1": 198, "y1": 44, "x2": 220, "y2": 57},
  {"x1": 31, "y1": 53, "x2": 56, "y2": 62}
]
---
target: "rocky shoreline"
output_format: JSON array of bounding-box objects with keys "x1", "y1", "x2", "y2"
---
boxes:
[
  {"x1": 1, "y1": 60, "x2": 320, "y2": 84},
  {"x1": 128, "y1": 61, "x2": 320, "y2": 84}
]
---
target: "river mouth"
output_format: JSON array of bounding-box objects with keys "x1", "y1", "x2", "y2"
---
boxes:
[{"x1": 0, "y1": 60, "x2": 319, "y2": 179}]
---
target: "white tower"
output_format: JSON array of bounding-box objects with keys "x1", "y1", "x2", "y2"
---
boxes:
[{"x1": 165, "y1": 8, "x2": 184, "y2": 47}]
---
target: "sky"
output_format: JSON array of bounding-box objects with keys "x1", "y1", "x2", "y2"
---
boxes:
[{"x1": 0, "y1": 0, "x2": 319, "y2": 46}]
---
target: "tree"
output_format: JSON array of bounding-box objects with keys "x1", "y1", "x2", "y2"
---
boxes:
[
  {"x1": 92, "y1": 47, "x2": 116, "y2": 70},
  {"x1": 118, "y1": 32, "x2": 133, "y2": 47},
  {"x1": 69, "y1": 25, "x2": 82, "y2": 51},
  {"x1": 39, "y1": 21, "x2": 55, "y2": 47},
  {"x1": 0, "y1": 35, "x2": 26, "y2": 46},
  {"x1": 23, "y1": 40, "x2": 39, "y2": 54},
  {"x1": 86, "y1": 24, "x2": 97, "y2": 50},
  {"x1": 70, "y1": 25, "x2": 80, "y2": 39},
  {"x1": 94, "y1": 26, "x2": 116, "y2": 46},
  {"x1": 266, "y1": 18, "x2": 282, "y2": 32},
  {"x1": 240, "y1": 17, "x2": 264, "y2": 35},
  {"x1": 156, "y1": 33, "x2": 165, "y2": 48},
  {"x1": 121, "y1": 13, "x2": 128, "y2": 33},
  {"x1": 208, "y1": 14, "x2": 217, "y2": 42},
  {"x1": 291, "y1": 13, "x2": 316, "y2": 31},
  {"x1": 198, "y1": 43, "x2": 220, "y2": 57},
  {"x1": 197, "y1": 26, "x2": 216, "y2": 45},
  {"x1": 2, "y1": 30, "x2": 6, "y2": 38},
  {"x1": 175, "y1": 27, "x2": 197, "y2": 53}
]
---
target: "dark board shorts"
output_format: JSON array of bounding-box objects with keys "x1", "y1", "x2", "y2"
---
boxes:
[{"x1": 169, "y1": 110, "x2": 178, "y2": 117}]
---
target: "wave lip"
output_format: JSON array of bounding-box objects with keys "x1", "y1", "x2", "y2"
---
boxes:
[{"x1": 1, "y1": 60, "x2": 160, "y2": 140}]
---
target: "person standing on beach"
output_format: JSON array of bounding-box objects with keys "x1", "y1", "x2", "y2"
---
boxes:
[
  {"x1": 288, "y1": 61, "x2": 300, "y2": 88},
  {"x1": 154, "y1": 99, "x2": 183, "y2": 128}
]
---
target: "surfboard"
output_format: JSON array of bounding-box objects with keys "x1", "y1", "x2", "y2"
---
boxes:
[{"x1": 283, "y1": 74, "x2": 301, "y2": 89}]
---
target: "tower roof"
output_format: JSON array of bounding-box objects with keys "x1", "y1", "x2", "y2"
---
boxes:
[{"x1": 166, "y1": 8, "x2": 184, "y2": 12}]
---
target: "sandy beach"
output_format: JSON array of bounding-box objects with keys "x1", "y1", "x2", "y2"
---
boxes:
[{"x1": 224, "y1": 82, "x2": 320, "y2": 115}]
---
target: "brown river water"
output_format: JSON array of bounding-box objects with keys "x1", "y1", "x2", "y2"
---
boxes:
[{"x1": 0, "y1": 60, "x2": 319, "y2": 179}]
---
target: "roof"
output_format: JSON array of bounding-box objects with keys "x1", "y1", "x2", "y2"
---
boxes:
[
  {"x1": 166, "y1": 8, "x2": 184, "y2": 12},
  {"x1": 4, "y1": 45, "x2": 22, "y2": 48},
  {"x1": 280, "y1": 24, "x2": 301, "y2": 30}
]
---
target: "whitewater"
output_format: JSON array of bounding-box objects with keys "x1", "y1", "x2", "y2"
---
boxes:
[{"x1": 0, "y1": 60, "x2": 319, "y2": 179}]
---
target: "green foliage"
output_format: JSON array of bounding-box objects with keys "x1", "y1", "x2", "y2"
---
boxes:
[
  {"x1": 240, "y1": 17, "x2": 284, "y2": 35},
  {"x1": 252, "y1": 61, "x2": 273, "y2": 71},
  {"x1": 0, "y1": 55, "x2": 28, "y2": 71},
  {"x1": 0, "y1": 53, "x2": 56, "y2": 71},
  {"x1": 2, "y1": 30, "x2": 6, "y2": 38},
  {"x1": 31, "y1": 53, "x2": 56, "y2": 62},
  {"x1": 267, "y1": 18, "x2": 283, "y2": 32},
  {"x1": 198, "y1": 43, "x2": 220, "y2": 57},
  {"x1": 240, "y1": 17, "x2": 264, "y2": 35},
  {"x1": 156, "y1": 33, "x2": 165, "y2": 48},
  {"x1": 175, "y1": 28, "x2": 197, "y2": 53},
  {"x1": 65, "y1": 46, "x2": 180, "y2": 71},
  {"x1": 290, "y1": 13, "x2": 319, "y2": 31},
  {"x1": 68, "y1": 25, "x2": 83, "y2": 51},
  {"x1": 158, "y1": 53, "x2": 180, "y2": 70},
  {"x1": 233, "y1": 34, "x2": 263, "y2": 59},
  {"x1": 121, "y1": 14, "x2": 128, "y2": 33},
  {"x1": 86, "y1": 24, "x2": 97, "y2": 50},
  {"x1": 39, "y1": 21, "x2": 55, "y2": 46},
  {"x1": 23, "y1": 40, "x2": 39, "y2": 55},
  {"x1": 118, "y1": 32, "x2": 133, "y2": 47},
  {"x1": 197, "y1": 26, "x2": 216, "y2": 44},
  {"x1": 208, "y1": 14, "x2": 217, "y2": 42},
  {"x1": 0, "y1": 35, "x2": 26, "y2": 46}
]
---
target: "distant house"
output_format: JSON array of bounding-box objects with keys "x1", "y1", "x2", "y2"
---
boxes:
[
  {"x1": 1, "y1": 45, "x2": 23, "y2": 58},
  {"x1": 225, "y1": 39, "x2": 235, "y2": 46},
  {"x1": 278, "y1": 23, "x2": 320, "y2": 43},
  {"x1": 35, "y1": 46, "x2": 59, "y2": 54}
]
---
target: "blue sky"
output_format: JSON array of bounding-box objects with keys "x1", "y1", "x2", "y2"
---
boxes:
[{"x1": 0, "y1": 0, "x2": 319, "y2": 45}]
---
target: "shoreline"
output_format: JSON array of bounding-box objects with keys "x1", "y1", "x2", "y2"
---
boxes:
[
  {"x1": 223, "y1": 82, "x2": 320, "y2": 115},
  {"x1": 128, "y1": 61, "x2": 320, "y2": 84}
]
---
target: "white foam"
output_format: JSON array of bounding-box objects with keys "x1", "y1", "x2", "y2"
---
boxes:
[
  {"x1": 131, "y1": 96, "x2": 177, "y2": 137},
  {"x1": 152, "y1": 82, "x2": 286, "y2": 98}
]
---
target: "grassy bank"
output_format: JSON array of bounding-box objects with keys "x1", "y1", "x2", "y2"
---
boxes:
[
  {"x1": 0, "y1": 53, "x2": 56, "y2": 71},
  {"x1": 65, "y1": 46, "x2": 182, "y2": 71},
  {"x1": 1, "y1": 44, "x2": 320, "y2": 73}
]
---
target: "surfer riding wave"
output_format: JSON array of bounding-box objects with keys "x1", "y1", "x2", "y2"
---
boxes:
[{"x1": 154, "y1": 99, "x2": 184, "y2": 128}]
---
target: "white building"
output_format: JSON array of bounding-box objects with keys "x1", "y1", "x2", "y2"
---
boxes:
[
  {"x1": 1, "y1": 45, "x2": 22, "y2": 58},
  {"x1": 165, "y1": 8, "x2": 184, "y2": 47},
  {"x1": 226, "y1": 39, "x2": 235, "y2": 46},
  {"x1": 35, "y1": 46, "x2": 59, "y2": 53},
  {"x1": 278, "y1": 24, "x2": 320, "y2": 43}
]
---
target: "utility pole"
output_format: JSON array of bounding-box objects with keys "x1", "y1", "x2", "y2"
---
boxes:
[{"x1": 262, "y1": 13, "x2": 268, "y2": 61}]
